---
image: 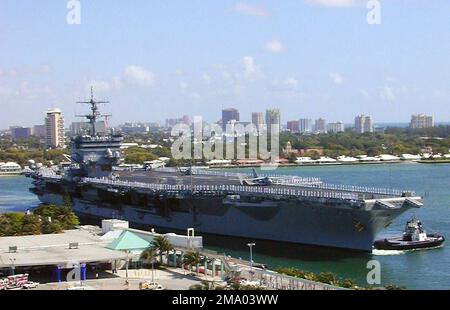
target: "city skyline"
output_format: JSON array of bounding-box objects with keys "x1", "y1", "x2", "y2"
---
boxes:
[
  {"x1": 1, "y1": 1, "x2": 450, "y2": 128},
  {"x1": 4, "y1": 106, "x2": 442, "y2": 134}
]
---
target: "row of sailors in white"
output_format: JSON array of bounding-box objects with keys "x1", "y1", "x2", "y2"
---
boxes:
[{"x1": 88, "y1": 177, "x2": 360, "y2": 200}]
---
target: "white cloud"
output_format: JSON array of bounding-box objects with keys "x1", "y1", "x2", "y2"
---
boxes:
[
  {"x1": 38, "y1": 64, "x2": 52, "y2": 74},
  {"x1": 433, "y1": 89, "x2": 447, "y2": 98},
  {"x1": 360, "y1": 89, "x2": 370, "y2": 99},
  {"x1": 305, "y1": 0, "x2": 358, "y2": 8},
  {"x1": 0, "y1": 82, "x2": 54, "y2": 101},
  {"x1": 265, "y1": 40, "x2": 285, "y2": 54},
  {"x1": 111, "y1": 76, "x2": 123, "y2": 89},
  {"x1": 232, "y1": 2, "x2": 271, "y2": 17},
  {"x1": 385, "y1": 76, "x2": 397, "y2": 83},
  {"x1": 202, "y1": 74, "x2": 212, "y2": 85},
  {"x1": 380, "y1": 86, "x2": 396, "y2": 102},
  {"x1": 329, "y1": 72, "x2": 344, "y2": 85},
  {"x1": 0, "y1": 65, "x2": 52, "y2": 78},
  {"x1": 0, "y1": 87, "x2": 16, "y2": 96},
  {"x1": 241, "y1": 56, "x2": 263, "y2": 80},
  {"x1": 88, "y1": 80, "x2": 112, "y2": 93},
  {"x1": 222, "y1": 71, "x2": 232, "y2": 80},
  {"x1": 179, "y1": 81, "x2": 188, "y2": 90},
  {"x1": 124, "y1": 65, "x2": 155, "y2": 86},
  {"x1": 284, "y1": 78, "x2": 299, "y2": 89}
]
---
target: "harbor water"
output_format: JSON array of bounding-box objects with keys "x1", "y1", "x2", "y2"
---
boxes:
[{"x1": 1, "y1": 163, "x2": 449, "y2": 289}]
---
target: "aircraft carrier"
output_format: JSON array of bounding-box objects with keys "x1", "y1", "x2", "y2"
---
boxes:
[{"x1": 27, "y1": 91, "x2": 424, "y2": 252}]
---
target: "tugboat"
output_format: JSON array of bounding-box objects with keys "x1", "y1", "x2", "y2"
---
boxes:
[{"x1": 374, "y1": 217, "x2": 445, "y2": 251}]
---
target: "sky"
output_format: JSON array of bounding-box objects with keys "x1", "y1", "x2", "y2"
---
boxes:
[{"x1": 1, "y1": 0, "x2": 450, "y2": 128}]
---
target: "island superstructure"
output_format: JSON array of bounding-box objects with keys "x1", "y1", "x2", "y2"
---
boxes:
[{"x1": 27, "y1": 91, "x2": 424, "y2": 251}]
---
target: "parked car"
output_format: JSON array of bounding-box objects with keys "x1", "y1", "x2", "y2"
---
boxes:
[
  {"x1": 139, "y1": 281, "x2": 165, "y2": 290},
  {"x1": 22, "y1": 282, "x2": 40, "y2": 289},
  {"x1": 153, "y1": 284, "x2": 165, "y2": 290}
]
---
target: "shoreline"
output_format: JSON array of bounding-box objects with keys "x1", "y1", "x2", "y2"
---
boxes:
[{"x1": 209, "y1": 160, "x2": 450, "y2": 169}]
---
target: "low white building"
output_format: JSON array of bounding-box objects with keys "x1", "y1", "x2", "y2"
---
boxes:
[
  {"x1": 337, "y1": 156, "x2": 359, "y2": 163},
  {"x1": 378, "y1": 154, "x2": 400, "y2": 161},
  {"x1": 401, "y1": 154, "x2": 422, "y2": 161},
  {"x1": 316, "y1": 156, "x2": 337, "y2": 163},
  {"x1": 143, "y1": 160, "x2": 166, "y2": 169},
  {"x1": 0, "y1": 162, "x2": 22, "y2": 175},
  {"x1": 296, "y1": 157, "x2": 315, "y2": 164},
  {"x1": 206, "y1": 159, "x2": 232, "y2": 166},
  {"x1": 102, "y1": 219, "x2": 130, "y2": 234},
  {"x1": 357, "y1": 155, "x2": 381, "y2": 162},
  {"x1": 120, "y1": 143, "x2": 139, "y2": 149}
]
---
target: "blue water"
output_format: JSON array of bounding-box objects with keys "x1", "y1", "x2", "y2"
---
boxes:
[
  {"x1": 0, "y1": 176, "x2": 39, "y2": 213},
  {"x1": 0, "y1": 164, "x2": 449, "y2": 289},
  {"x1": 208, "y1": 163, "x2": 450, "y2": 290}
]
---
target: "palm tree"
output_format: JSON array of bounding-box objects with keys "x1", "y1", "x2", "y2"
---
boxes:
[
  {"x1": 183, "y1": 251, "x2": 202, "y2": 275},
  {"x1": 140, "y1": 247, "x2": 157, "y2": 281},
  {"x1": 151, "y1": 235, "x2": 174, "y2": 265}
]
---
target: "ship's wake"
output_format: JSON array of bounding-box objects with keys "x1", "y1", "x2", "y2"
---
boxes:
[{"x1": 372, "y1": 249, "x2": 406, "y2": 256}]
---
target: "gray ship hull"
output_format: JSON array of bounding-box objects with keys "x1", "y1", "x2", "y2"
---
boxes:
[{"x1": 35, "y1": 191, "x2": 405, "y2": 251}]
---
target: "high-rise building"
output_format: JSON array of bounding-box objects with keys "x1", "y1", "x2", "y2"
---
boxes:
[
  {"x1": 45, "y1": 108, "x2": 65, "y2": 148},
  {"x1": 252, "y1": 112, "x2": 265, "y2": 128},
  {"x1": 33, "y1": 125, "x2": 46, "y2": 138},
  {"x1": 165, "y1": 118, "x2": 178, "y2": 129},
  {"x1": 182, "y1": 115, "x2": 192, "y2": 126},
  {"x1": 120, "y1": 123, "x2": 149, "y2": 134},
  {"x1": 265, "y1": 108, "x2": 280, "y2": 133},
  {"x1": 354, "y1": 115, "x2": 373, "y2": 134},
  {"x1": 410, "y1": 114, "x2": 434, "y2": 129},
  {"x1": 314, "y1": 118, "x2": 327, "y2": 133},
  {"x1": 222, "y1": 108, "x2": 240, "y2": 130},
  {"x1": 287, "y1": 120, "x2": 300, "y2": 133},
  {"x1": 327, "y1": 122, "x2": 345, "y2": 133},
  {"x1": 10, "y1": 127, "x2": 32, "y2": 139},
  {"x1": 299, "y1": 119, "x2": 313, "y2": 134},
  {"x1": 165, "y1": 116, "x2": 191, "y2": 129}
]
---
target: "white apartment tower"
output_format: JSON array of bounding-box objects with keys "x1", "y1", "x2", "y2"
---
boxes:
[
  {"x1": 327, "y1": 122, "x2": 345, "y2": 133},
  {"x1": 265, "y1": 108, "x2": 281, "y2": 134},
  {"x1": 45, "y1": 108, "x2": 65, "y2": 148},
  {"x1": 354, "y1": 115, "x2": 374, "y2": 134},
  {"x1": 252, "y1": 112, "x2": 265, "y2": 128},
  {"x1": 410, "y1": 114, "x2": 434, "y2": 129},
  {"x1": 299, "y1": 119, "x2": 313, "y2": 134}
]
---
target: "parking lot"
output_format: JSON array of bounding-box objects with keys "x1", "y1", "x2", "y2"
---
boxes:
[{"x1": 27, "y1": 267, "x2": 215, "y2": 290}]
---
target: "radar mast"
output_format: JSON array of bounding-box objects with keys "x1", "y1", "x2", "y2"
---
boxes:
[{"x1": 76, "y1": 86, "x2": 111, "y2": 136}]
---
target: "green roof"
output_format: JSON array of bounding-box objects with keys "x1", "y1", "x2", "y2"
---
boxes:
[{"x1": 107, "y1": 231, "x2": 151, "y2": 251}]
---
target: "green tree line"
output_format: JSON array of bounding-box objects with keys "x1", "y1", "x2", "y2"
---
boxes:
[{"x1": 0, "y1": 205, "x2": 79, "y2": 237}]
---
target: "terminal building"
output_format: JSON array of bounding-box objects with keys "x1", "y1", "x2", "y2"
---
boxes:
[{"x1": 0, "y1": 220, "x2": 207, "y2": 285}]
